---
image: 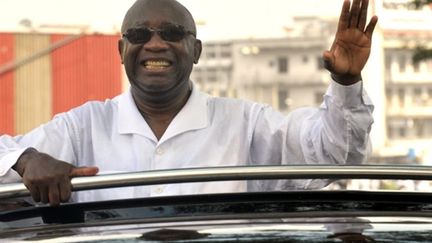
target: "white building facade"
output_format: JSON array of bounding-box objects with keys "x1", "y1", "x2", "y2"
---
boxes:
[{"x1": 191, "y1": 1, "x2": 432, "y2": 166}]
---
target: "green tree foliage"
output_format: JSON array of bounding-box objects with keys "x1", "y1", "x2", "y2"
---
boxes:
[
  {"x1": 412, "y1": 0, "x2": 432, "y2": 9},
  {"x1": 411, "y1": 0, "x2": 432, "y2": 62},
  {"x1": 413, "y1": 46, "x2": 432, "y2": 63}
]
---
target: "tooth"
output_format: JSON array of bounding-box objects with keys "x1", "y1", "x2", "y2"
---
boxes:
[{"x1": 145, "y1": 60, "x2": 169, "y2": 67}]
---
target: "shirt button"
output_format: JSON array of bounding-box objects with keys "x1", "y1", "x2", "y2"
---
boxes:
[
  {"x1": 154, "y1": 187, "x2": 164, "y2": 194},
  {"x1": 155, "y1": 148, "x2": 164, "y2": 155}
]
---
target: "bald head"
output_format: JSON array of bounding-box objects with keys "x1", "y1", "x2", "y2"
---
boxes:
[{"x1": 121, "y1": 0, "x2": 197, "y2": 34}]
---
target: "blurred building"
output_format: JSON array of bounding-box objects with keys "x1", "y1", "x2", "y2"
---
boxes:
[
  {"x1": 378, "y1": 0, "x2": 432, "y2": 165},
  {"x1": 192, "y1": 16, "x2": 336, "y2": 113},
  {"x1": 191, "y1": 1, "x2": 432, "y2": 165}
]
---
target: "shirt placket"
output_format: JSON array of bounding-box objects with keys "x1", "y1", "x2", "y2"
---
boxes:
[{"x1": 150, "y1": 144, "x2": 166, "y2": 196}]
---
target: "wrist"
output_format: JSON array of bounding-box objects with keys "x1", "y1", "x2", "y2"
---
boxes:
[
  {"x1": 331, "y1": 73, "x2": 362, "y2": 86},
  {"x1": 12, "y1": 148, "x2": 38, "y2": 176}
]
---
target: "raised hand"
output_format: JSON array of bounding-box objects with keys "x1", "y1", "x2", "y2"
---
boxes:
[
  {"x1": 323, "y1": 0, "x2": 378, "y2": 85},
  {"x1": 13, "y1": 148, "x2": 99, "y2": 206}
]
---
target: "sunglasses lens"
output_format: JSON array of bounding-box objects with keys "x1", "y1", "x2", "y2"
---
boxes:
[
  {"x1": 160, "y1": 26, "x2": 186, "y2": 42},
  {"x1": 125, "y1": 28, "x2": 152, "y2": 44},
  {"x1": 123, "y1": 25, "x2": 191, "y2": 44}
]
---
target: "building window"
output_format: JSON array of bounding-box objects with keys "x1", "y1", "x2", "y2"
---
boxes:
[
  {"x1": 221, "y1": 44, "x2": 231, "y2": 58},
  {"x1": 398, "y1": 88, "x2": 405, "y2": 107},
  {"x1": 413, "y1": 61, "x2": 420, "y2": 73},
  {"x1": 413, "y1": 87, "x2": 423, "y2": 105},
  {"x1": 415, "y1": 119, "x2": 425, "y2": 138},
  {"x1": 206, "y1": 51, "x2": 216, "y2": 59},
  {"x1": 385, "y1": 54, "x2": 392, "y2": 72},
  {"x1": 399, "y1": 127, "x2": 406, "y2": 138},
  {"x1": 398, "y1": 55, "x2": 406, "y2": 73},
  {"x1": 387, "y1": 125, "x2": 393, "y2": 139},
  {"x1": 426, "y1": 119, "x2": 432, "y2": 137},
  {"x1": 428, "y1": 88, "x2": 432, "y2": 105},
  {"x1": 278, "y1": 57, "x2": 289, "y2": 73},
  {"x1": 317, "y1": 56, "x2": 325, "y2": 70},
  {"x1": 208, "y1": 75, "x2": 217, "y2": 82},
  {"x1": 221, "y1": 51, "x2": 231, "y2": 58},
  {"x1": 269, "y1": 61, "x2": 275, "y2": 67},
  {"x1": 386, "y1": 88, "x2": 393, "y2": 106},
  {"x1": 278, "y1": 89, "x2": 289, "y2": 110}
]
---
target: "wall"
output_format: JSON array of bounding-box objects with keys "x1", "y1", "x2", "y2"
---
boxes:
[{"x1": 0, "y1": 32, "x2": 122, "y2": 135}]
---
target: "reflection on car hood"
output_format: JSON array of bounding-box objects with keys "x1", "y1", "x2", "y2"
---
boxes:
[{"x1": 2, "y1": 191, "x2": 432, "y2": 242}]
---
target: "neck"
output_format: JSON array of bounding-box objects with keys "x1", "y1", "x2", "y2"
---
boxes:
[{"x1": 131, "y1": 81, "x2": 192, "y2": 139}]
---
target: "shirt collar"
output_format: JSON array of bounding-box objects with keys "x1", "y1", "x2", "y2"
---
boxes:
[
  {"x1": 159, "y1": 83, "x2": 209, "y2": 144},
  {"x1": 117, "y1": 84, "x2": 209, "y2": 144},
  {"x1": 117, "y1": 88, "x2": 156, "y2": 140}
]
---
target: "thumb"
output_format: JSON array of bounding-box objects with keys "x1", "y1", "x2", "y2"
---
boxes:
[
  {"x1": 322, "y1": 51, "x2": 334, "y2": 72},
  {"x1": 70, "y1": 166, "x2": 99, "y2": 177}
]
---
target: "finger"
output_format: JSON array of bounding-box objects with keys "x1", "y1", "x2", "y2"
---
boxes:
[
  {"x1": 69, "y1": 166, "x2": 99, "y2": 177},
  {"x1": 349, "y1": 0, "x2": 361, "y2": 28},
  {"x1": 59, "y1": 178, "x2": 72, "y2": 203},
  {"x1": 28, "y1": 184, "x2": 41, "y2": 202},
  {"x1": 337, "y1": 0, "x2": 351, "y2": 31},
  {"x1": 48, "y1": 183, "x2": 61, "y2": 206},
  {"x1": 358, "y1": 0, "x2": 369, "y2": 30},
  {"x1": 39, "y1": 186, "x2": 49, "y2": 204},
  {"x1": 365, "y1": 16, "x2": 378, "y2": 39}
]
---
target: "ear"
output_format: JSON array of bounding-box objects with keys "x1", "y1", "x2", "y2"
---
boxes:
[
  {"x1": 118, "y1": 39, "x2": 125, "y2": 64},
  {"x1": 193, "y1": 39, "x2": 202, "y2": 64}
]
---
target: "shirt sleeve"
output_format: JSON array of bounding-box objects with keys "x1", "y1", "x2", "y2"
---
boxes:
[
  {"x1": 299, "y1": 80, "x2": 373, "y2": 166},
  {"x1": 249, "y1": 80, "x2": 374, "y2": 190},
  {"x1": 0, "y1": 113, "x2": 79, "y2": 183},
  {"x1": 0, "y1": 148, "x2": 28, "y2": 183}
]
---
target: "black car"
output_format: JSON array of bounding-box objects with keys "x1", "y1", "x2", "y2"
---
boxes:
[{"x1": 1, "y1": 165, "x2": 432, "y2": 242}]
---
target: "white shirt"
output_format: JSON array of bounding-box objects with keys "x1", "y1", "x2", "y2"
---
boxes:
[{"x1": 0, "y1": 81, "x2": 373, "y2": 202}]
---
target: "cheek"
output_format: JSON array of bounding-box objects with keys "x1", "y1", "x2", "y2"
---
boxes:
[
  {"x1": 124, "y1": 47, "x2": 141, "y2": 70},
  {"x1": 176, "y1": 41, "x2": 196, "y2": 61},
  {"x1": 179, "y1": 46, "x2": 196, "y2": 67}
]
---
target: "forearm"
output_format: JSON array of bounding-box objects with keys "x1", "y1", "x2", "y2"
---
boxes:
[{"x1": 1, "y1": 116, "x2": 78, "y2": 182}]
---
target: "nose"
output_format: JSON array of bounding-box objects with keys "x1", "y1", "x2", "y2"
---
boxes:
[{"x1": 143, "y1": 32, "x2": 169, "y2": 51}]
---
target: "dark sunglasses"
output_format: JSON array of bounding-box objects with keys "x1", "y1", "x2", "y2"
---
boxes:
[{"x1": 122, "y1": 24, "x2": 196, "y2": 44}]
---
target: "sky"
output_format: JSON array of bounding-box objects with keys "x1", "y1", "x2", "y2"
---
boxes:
[{"x1": 1, "y1": 0, "x2": 345, "y2": 40}]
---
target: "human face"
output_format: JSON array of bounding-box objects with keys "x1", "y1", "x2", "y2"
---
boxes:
[{"x1": 119, "y1": 1, "x2": 201, "y2": 102}]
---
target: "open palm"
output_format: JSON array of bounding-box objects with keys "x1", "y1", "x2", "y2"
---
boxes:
[{"x1": 323, "y1": 0, "x2": 378, "y2": 85}]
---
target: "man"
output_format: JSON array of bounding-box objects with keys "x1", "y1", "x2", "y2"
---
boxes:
[{"x1": 0, "y1": 0, "x2": 378, "y2": 206}]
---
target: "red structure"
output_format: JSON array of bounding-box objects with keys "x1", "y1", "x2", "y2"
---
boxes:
[
  {"x1": 0, "y1": 34, "x2": 15, "y2": 135},
  {"x1": 0, "y1": 32, "x2": 122, "y2": 135},
  {"x1": 51, "y1": 34, "x2": 122, "y2": 115}
]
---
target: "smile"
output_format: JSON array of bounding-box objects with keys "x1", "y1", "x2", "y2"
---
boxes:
[{"x1": 143, "y1": 60, "x2": 171, "y2": 70}]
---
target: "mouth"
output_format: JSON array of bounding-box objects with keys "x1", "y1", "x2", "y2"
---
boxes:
[{"x1": 140, "y1": 60, "x2": 172, "y2": 71}]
